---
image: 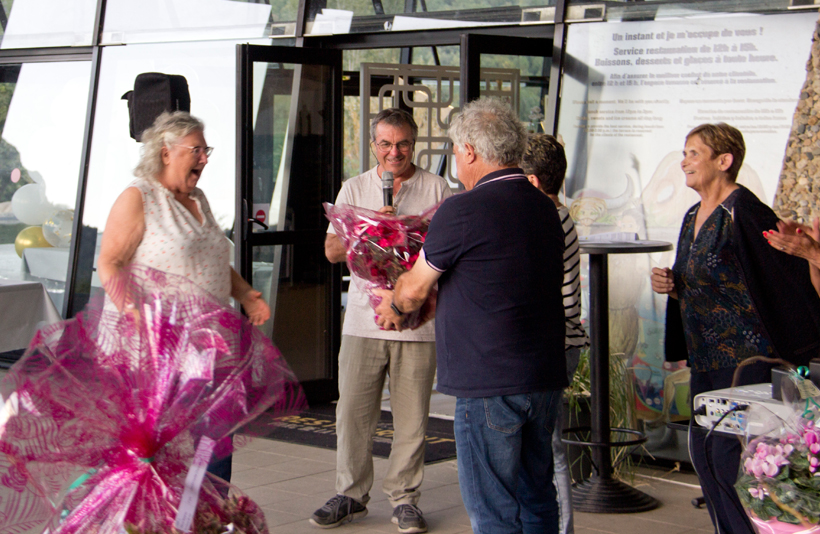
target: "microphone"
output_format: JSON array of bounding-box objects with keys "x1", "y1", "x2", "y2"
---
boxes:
[{"x1": 382, "y1": 171, "x2": 394, "y2": 207}]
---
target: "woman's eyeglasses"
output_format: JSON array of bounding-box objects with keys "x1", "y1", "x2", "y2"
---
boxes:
[
  {"x1": 176, "y1": 145, "x2": 214, "y2": 157},
  {"x1": 372, "y1": 140, "x2": 413, "y2": 153}
]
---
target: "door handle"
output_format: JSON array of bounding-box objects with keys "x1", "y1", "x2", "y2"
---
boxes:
[
  {"x1": 249, "y1": 217, "x2": 269, "y2": 230},
  {"x1": 243, "y1": 199, "x2": 269, "y2": 230}
]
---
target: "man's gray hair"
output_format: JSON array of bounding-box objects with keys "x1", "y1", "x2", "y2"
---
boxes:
[
  {"x1": 448, "y1": 97, "x2": 527, "y2": 167},
  {"x1": 134, "y1": 111, "x2": 205, "y2": 180},
  {"x1": 369, "y1": 108, "x2": 418, "y2": 142}
]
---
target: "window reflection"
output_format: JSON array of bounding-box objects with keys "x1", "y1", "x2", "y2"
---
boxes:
[
  {"x1": 251, "y1": 244, "x2": 331, "y2": 381},
  {"x1": 0, "y1": 0, "x2": 97, "y2": 49},
  {"x1": 479, "y1": 53, "x2": 550, "y2": 130},
  {"x1": 103, "y1": 0, "x2": 299, "y2": 44},
  {"x1": 344, "y1": 49, "x2": 547, "y2": 186},
  {"x1": 251, "y1": 61, "x2": 334, "y2": 233},
  {"x1": 0, "y1": 62, "x2": 91, "y2": 313},
  {"x1": 568, "y1": 0, "x2": 790, "y2": 22},
  {"x1": 307, "y1": 0, "x2": 555, "y2": 34},
  {"x1": 306, "y1": 0, "x2": 800, "y2": 34}
]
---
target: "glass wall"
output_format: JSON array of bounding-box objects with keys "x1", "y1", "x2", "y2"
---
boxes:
[
  {"x1": 306, "y1": 0, "x2": 560, "y2": 35},
  {"x1": 567, "y1": 0, "x2": 793, "y2": 24},
  {"x1": 102, "y1": 0, "x2": 299, "y2": 44},
  {"x1": 72, "y1": 38, "x2": 269, "y2": 307},
  {"x1": 479, "y1": 52, "x2": 549, "y2": 129},
  {"x1": 0, "y1": 0, "x2": 97, "y2": 48},
  {"x1": 0, "y1": 61, "x2": 91, "y2": 311}
]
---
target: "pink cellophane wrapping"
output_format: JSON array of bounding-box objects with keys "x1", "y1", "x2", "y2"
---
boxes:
[
  {"x1": 748, "y1": 515, "x2": 820, "y2": 534},
  {"x1": 323, "y1": 202, "x2": 440, "y2": 330},
  {"x1": 0, "y1": 265, "x2": 305, "y2": 534}
]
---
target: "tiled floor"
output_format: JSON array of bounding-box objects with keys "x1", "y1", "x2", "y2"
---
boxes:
[{"x1": 232, "y1": 435, "x2": 716, "y2": 534}]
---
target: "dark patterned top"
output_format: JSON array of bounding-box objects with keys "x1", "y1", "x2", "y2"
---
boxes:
[{"x1": 672, "y1": 188, "x2": 773, "y2": 372}]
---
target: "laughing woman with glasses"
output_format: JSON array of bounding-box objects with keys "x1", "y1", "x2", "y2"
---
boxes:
[
  {"x1": 96, "y1": 111, "x2": 275, "y2": 487},
  {"x1": 98, "y1": 111, "x2": 267, "y2": 325}
]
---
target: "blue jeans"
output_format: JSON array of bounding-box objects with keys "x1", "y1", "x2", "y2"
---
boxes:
[
  {"x1": 552, "y1": 346, "x2": 583, "y2": 534},
  {"x1": 207, "y1": 436, "x2": 233, "y2": 498},
  {"x1": 455, "y1": 390, "x2": 563, "y2": 534}
]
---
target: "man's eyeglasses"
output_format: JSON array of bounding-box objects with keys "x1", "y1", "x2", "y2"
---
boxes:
[
  {"x1": 372, "y1": 140, "x2": 413, "y2": 153},
  {"x1": 176, "y1": 145, "x2": 214, "y2": 157}
]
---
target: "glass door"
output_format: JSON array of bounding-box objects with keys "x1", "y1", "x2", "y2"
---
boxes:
[
  {"x1": 236, "y1": 44, "x2": 342, "y2": 405},
  {"x1": 460, "y1": 34, "x2": 553, "y2": 132}
]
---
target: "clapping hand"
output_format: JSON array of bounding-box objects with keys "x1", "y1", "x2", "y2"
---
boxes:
[{"x1": 764, "y1": 218, "x2": 820, "y2": 262}]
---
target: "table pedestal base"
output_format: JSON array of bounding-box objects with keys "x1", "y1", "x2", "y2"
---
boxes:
[{"x1": 572, "y1": 476, "x2": 659, "y2": 513}]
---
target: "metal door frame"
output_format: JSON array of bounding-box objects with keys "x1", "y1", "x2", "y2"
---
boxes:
[{"x1": 236, "y1": 44, "x2": 343, "y2": 403}]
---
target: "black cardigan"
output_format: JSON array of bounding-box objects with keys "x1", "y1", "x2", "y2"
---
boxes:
[{"x1": 665, "y1": 186, "x2": 820, "y2": 368}]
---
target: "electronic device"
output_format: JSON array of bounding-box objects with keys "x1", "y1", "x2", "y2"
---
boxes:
[
  {"x1": 382, "y1": 171, "x2": 394, "y2": 207},
  {"x1": 693, "y1": 383, "x2": 794, "y2": 436}
]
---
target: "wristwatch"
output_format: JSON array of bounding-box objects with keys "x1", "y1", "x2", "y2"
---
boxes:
[{"x1": 390, "y1": 302, "x2": 405, "y2": 317}]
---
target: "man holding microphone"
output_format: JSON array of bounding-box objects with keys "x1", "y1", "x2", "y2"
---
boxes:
[{"x1": 312, "y1": 108, "x2": 451, "y2": 533}]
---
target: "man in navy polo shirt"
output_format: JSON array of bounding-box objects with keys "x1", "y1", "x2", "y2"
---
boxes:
[{"x1": 374, "y1": 97, "x2": 568, "y2": 534}]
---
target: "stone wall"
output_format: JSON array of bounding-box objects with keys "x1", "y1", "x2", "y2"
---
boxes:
[{"x1": 774, "y1": 13, "x2": 820, "y2": 223}]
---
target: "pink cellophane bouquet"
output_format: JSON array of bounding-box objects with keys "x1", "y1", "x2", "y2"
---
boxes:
[
  {"x1": 324, "y1": 202, "x2": 440, "y2": 330},
  {"x1": 735, "y1": 371, "x2": 820, "y2": 533},
  {"x1": 0, "y1": 264, "x2": 306, "y2": 534}
]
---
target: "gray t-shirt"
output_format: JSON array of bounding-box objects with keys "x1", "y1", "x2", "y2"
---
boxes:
[{"x1": 328, "y1": 166, "x2": 453, "y2": 341}]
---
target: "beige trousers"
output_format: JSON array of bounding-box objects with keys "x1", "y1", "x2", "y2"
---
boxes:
[{"x1": 335, "y1": 335, "x2": 437, "y2": 507}]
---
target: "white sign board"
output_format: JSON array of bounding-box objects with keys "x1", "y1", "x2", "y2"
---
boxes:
[{"x1": 556, "y1": 12, "x2": 818, "y2": 418}]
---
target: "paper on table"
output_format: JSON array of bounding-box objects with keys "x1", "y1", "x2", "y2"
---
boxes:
[{"x1": 579, "y1": 232, "x2": 639, "y2": 243}]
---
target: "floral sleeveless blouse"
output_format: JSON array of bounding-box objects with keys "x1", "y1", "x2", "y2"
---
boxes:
[
  {"x1": 672, "y1": 188, "x2": 773, "y2": 373},
  {"x1": 129, "y1": 177, "x2": 232, "y2": 305}
]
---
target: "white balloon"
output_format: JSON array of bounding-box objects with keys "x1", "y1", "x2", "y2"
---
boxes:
[
  {"x1": 11, "y1": 183, "x2": 55, "y2": 226},
  {"x1": 42, "y1": 209, "x2": 74, "y2": 248}
]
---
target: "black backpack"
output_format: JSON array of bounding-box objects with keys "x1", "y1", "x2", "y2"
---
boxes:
[{"x1": 122, "y1": 73, "x2": 191, "y2": 142}]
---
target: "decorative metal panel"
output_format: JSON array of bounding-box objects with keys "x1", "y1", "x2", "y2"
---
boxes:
[{"x1": 361, "y1": 63, "x2": 519, "y2": 187}]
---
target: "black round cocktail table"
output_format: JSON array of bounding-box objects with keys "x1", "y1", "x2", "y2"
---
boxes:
[{"x1": 565, "y1": 240, "x2": 672, "y2": 513}]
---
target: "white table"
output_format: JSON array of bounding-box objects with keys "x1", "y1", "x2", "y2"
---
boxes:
[
  {"x1": 0, "y1": 279, "x2": 62, "y2": 352},
  {"x1": 22, "y1": 247, "x2": 102, "y2": 287}
]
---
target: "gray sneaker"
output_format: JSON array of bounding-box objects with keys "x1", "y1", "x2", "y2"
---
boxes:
[
  {"x1": 309, "y1": 494, "x2": 368, "y2": 528},
  {"x1": 391, "y1": 504, "x2": 428, "y2": 534}
]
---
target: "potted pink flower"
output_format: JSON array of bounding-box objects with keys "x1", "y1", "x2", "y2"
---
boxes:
[{"x1": 735, "y1": 419, "x2": 820, "y2": 533}]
